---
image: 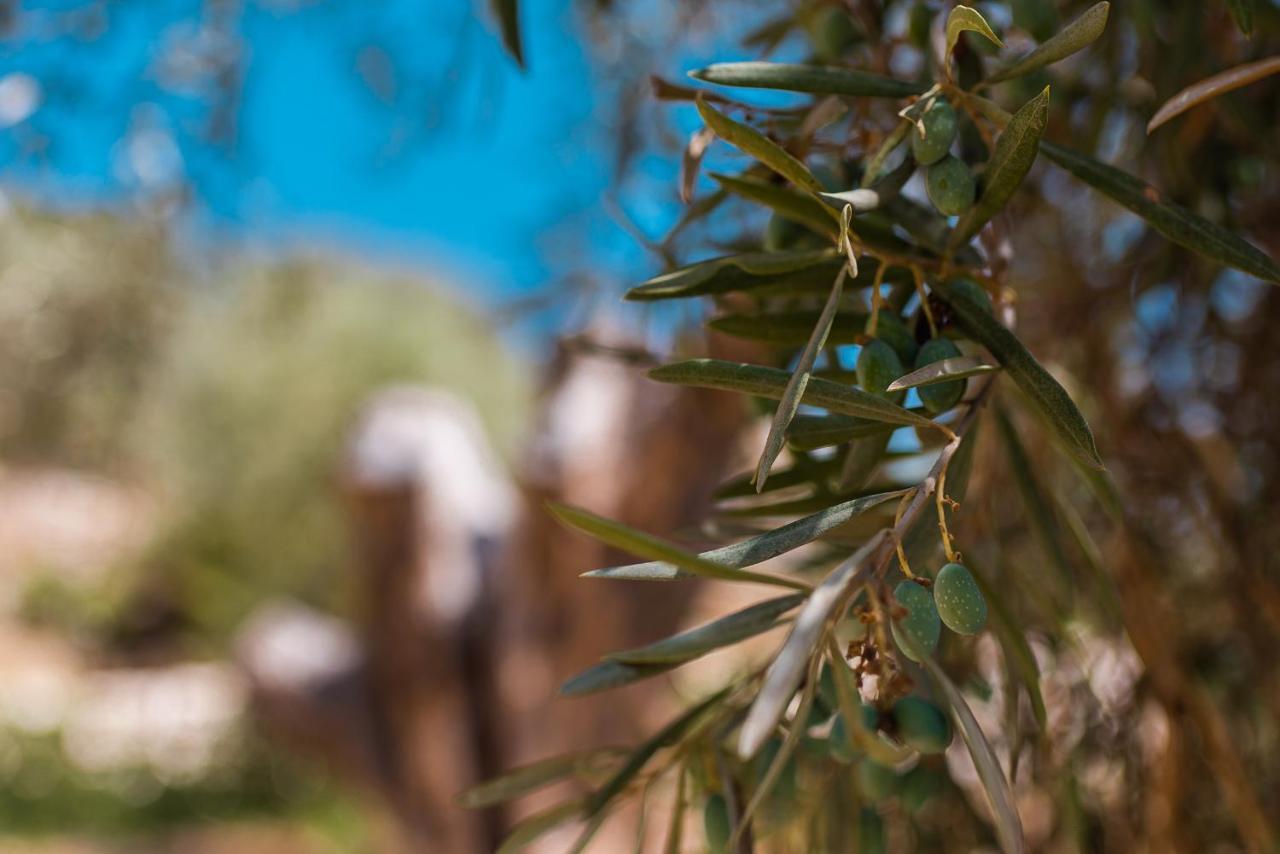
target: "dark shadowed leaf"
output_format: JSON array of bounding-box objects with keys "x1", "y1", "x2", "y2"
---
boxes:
[
  {"x1": 560, "y1": 660, "x2": 677, "y2": 696},
  {"x1": 708, "y1": 310, "x2": 869, "y2": 345},
  {"x1": 588, "y1": 490, "x2": 904, "y2": 580},
  {"x1": 1147, "y1": 55, "x2": 1280, "y2": 133},
  {"x1": 1227, "y1": 0, "x2": 1255, "y2": 36},
  {"x1": 696, "y1": 97, "x2": 825, "y2": 193},
  {"x1": 649, "y1": 360, "x2": 940, "y2": 430},
  {"x1": 690, "y1": 62, "x2": 925, "y2": 99},
  {"x1": 712, "y1": 173, "x2": 839, "y2": 237},
  {"x1": 550, "y1": 503, "x2": 810, "y2": 590},
  {"x1": 950, "y1": 86, "x2": 1049, "y2": 246},
  {"x1": 933, "y1": 282, "x2": 1104, "y2": 469},
  {"x1": 608, "y1": 594, "x2": 806, "y2": 664},
  {"x1": 787, "y1": 413, "x2": 900, "y2": 450},
  {"x1": 755, "y1": 267, "x2": 847, "y2": 491},
  {"x1": 968, "y1": 561, "x2": 1047, "y2": 730},
  {"x1": 627, "y1": 249, "x2": 843, "y2": 301},
  {"x1": 946, "y1": 6, "x2": 1004, "y2": 56},
  {"x1": 887, "y1": 357, "x2": 999, "y2": 391},
  {"x1": 985, "y1": 3, "x2": 1110, "y2": 84},
  {"x1": 491, "y1": 0, "x2": 524, "y2": 68},
  {"x1": 1040, "y1": 140, "x2": 1280, "y2": 282},
  {"x1": 922, "y1": 656, "x2": 1025, "y2": 854},
  {"x1": 993, "y1": 404, "x2": 1074, "y2": 583},
  {"x1": 459, "y1": 749, "x2": 623, "y2": 808}
]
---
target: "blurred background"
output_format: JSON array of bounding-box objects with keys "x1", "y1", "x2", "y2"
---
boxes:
[{"x1": 1, "y1": 0, "x2": 1278, "y2": 852}]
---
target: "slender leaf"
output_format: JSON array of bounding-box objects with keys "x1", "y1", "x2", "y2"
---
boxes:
[
  {"x1": 714, "y1": 454, "x2": 842, "y2": 499},
  {"x1": 968, "y1": 561, "x2": 1047, "y2": 730},
  {"x1": 550, "y1": 502, "x2": 809, "y2": 590},
  {"x1": 649, "y1": 359, "x2": 941, "y2": 431},
  {"x1": 491, "y1": 0, "x2": 524, "y2": 68},
  {"x1": 788, "y1": 413, "x2": 899, "y2": 450},
  {"x1": 946, "y1": 6, "x2": 1004, "y2": 57},
  {"x1": 755, "y1": 267, "x2": 848, "y2": 491},
  {"x1": 708, "y1": 310, "x2": 869, "y2": 345},
  {"x1": 933, "y1": 282, "x2": 1104, "y2": 469},
  {"x1": 1147, "y1": 55, "x2": 1280, "y2": 133},
  {"x1": 607, "y1": 594, "x2": 805, "y2": 665},
  {"x1": 1227, "y1": 0, "x2": 1255, "y2": 36},
  {"x1": 887, "y1": 357, "x2": 999, "y2": 391},
  {"x1": 560, "y1": 660, "x2": 679, "y2": 697},
  {"x1": 921, "y1": 657, "x2": 1026, "y2": 854},
  {"x1": 993, "y1": 404, "x2": 1074, "y2": 583},
  {"x1": 589, "y1": 490, "x2": 904, "y2": 581},
  {"x1": 696, "y1": 97, "x2": 824, "y2": 193},
  {"x1": 950, "y1": 86, "x2": 1049, "y2": 246},
  {"x1": 588, "y1": 687, "x2": 730, "y2": 815},
  {"x1": 1040, "y1": 140, "x2": 1280, "y2": 283},
  {"x1": 459, "y1": 749, "x2": 622, "y2": 808},
  {"x1": 738, "y1": 532, "x2": 888, "y2": 758},
  {"x1": 662, "y1": 767, "x2": 688, "y2": 854},
  {"x1": 627, "y1": 249, "x2": 843, "y2": 301},
  {"x1": 497, "y1": 798, "x2": 587, "y2": 854},
  {"x1": 711, "y1": 173, "x2": 838, "y2": 237},
  {"x1": 690, "y1": 61, "x2": 925, "y2": 99},
  {"x1": 986, "y1": 3, "x2": 1110, "y2": 84}
]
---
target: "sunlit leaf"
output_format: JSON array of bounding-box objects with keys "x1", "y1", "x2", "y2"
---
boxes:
[
  {"x1": 550, "y1": 503, "x2": 810, "y2": 590},
  {"x1": 708, "y1": 310, "x2": 869, "y2": 345},
  {"x1": 711, "y1": 173, "x2": 838, "y2": 237},
  {"x1": 887, "y1": 356, "x2": 999, "y2": 391},
  {"x1": 946, "y1": 6, "x2": 1004, "y2": 57},
  {"x1": 755, "y1": 267, "x2": 848, "y2": 491},
  {"x1": 491, "y1": 0, "x2": 524, "y2": 68},
  {"x1": 950, "y1": 86, "x2": 1049, "y2": 246},
  {"x1": 985, "y1": 3, "x2": 1110, "y2": 84},
  {"x1": 649, "y1": 360, "x2": 941, "y2": 431},
  {"x1": 1039, "y1": 140, "x2": 1280, "y2": 283},
  {"x1": 1147, "y1": 55, "x2": 1280, "y2": 133},
  {"x1": 921, "y1": 656, "x2": 1025, "y2": 854},
  {"x1": 459, "y1": 749, "x2": 623, "y2": 808},
  {"x1": 933, "y1": 282, "x2": 1104, "y2": 470},
  {"x1": 690, "y1": 62, "x2": 925, "y2": 99},
  {"x1": 696, "y1": 97, "x2": 825, "y2": 194},
  {"x1": 738, "y1": 532, "x2": 889, "y2": 758},
  {"x1": 588, "y1": 490, "x2": 904, "y2": 581},
  {"x1": 497, "y1": 798, "x2": 587, "y2": 853},
  {"x1": 627, "y1": 249, "x2": 843, "y2": 301},
  {"x1": 607, "y1": 594, "x2": 805, "y2": 665}
]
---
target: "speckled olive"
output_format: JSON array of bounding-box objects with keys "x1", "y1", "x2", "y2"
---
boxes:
[
  {"x1": 933, "y1": 562, "x2": 988, "y2": 634},
  {"x1": 911, "y1": 99, "x2": 958, "y2": 165},
  {"x1": 893, "y1": 696, "x2": 952, "y2": 754},
  {"x1": 915, "y1": 337, "x2": 966, "y2": 414},
  {"x1": 891, "y1": 580, "x2": 941, "y2": 661},
  {"x1": 926, "y1": 155, "x2": 976, "y2": 217}
]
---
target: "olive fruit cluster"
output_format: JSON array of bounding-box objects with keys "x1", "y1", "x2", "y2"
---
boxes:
[
  {"x1": 892, "y1": 563, "x2": 988, "y2": 662},
  {"x1": 911, "y1": 98, "x2": 976, "y2": 217},
  {"x1": 857, "y1": 308, "x2": 970, "y2": 415}
]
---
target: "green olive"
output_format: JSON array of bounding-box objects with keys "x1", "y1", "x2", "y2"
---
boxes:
[
  {"x1": 704, "y1": 793, "x2": 731, "y2": 852},
  {"x1": 868, "y1": 311, "x2": 918, "y2": 365},
  {"x1": 911, "y1": 100, "x2": 958, "y2": 165},
  {"x1": 828, "y1": 702, "x2": 878, "y2": 764},
  {"x1": 856, "y1": 338, "x2": 905, "y2": 402},
  {"x1": 900, "y1": 764, "x2": 945, "y2": 811},
  {"x1": 933, "y1": 562, "x2": 988, "y2": 634},
  {"x1": 893, "y1": 696, "x2": 953, "y2": 754},
  {"x1": 946, "y1": 276, "x2": 994, "y2": 314},
  {"x1": 926, "y1": 155, "x2": 976, "y2": 217},
  {"x1": 891, "y1": 580, "x2": 941, "y2": 661},
  {"x1": 914, "y1": 337, "x2": 966, "y2": 414}
]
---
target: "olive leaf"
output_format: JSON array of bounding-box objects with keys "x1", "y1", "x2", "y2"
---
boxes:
[
  {"x1": 587, "y1": 687, "x2": 730, "y2": 816},
  {"x1": 738, "y1": 532, "x2": 889, "y2": 759},
  {"x1": 496, "y1": 798, "x2": 588, "y2": 854},
  {"x1": 993, "y1": 404, "x2": 1074, "y2": 585},
  {"x1": 985, "y1": 2, "x2": 1110, "y2": 84},
  {"x1": 689, "y1": 61, "x2": 925, "y2": 99},
  {"x1": 1147, "y1": 55, "x2": 1280, "y2": 133},
  {"x1": 786, "y1": 413, "x2": 899, "y2": 450},
  {"x1": 627, "y1": 249, "x2": 843, "y2": 301},
  {"x1": 490, "y1": 0, "x2": 524, "y2": 68},
  {"x1": 1039, "y1": 140, "x2": 1280, "y2": 283},
  {"x1": 755, "y1": 267, "x2": 848, "y2": 491},
  {"x1": 921, "y1": 656, "x2": 1026, "y2": 854},
  {"x1": 1227, "y1": 0, "x2": 1256, "y2": 36},
  {"x1": 711, "y1": 173, "x2": 839, "y2": 237},
  {"x1": 458, "y1": 749, "x2": 623, "y2": 808},
  {"x1": 946, "y1": 6, "x2": 1004, "y2": 57},
  {"x1": 662, "y1": 768, "x2": 688, "y2": 854},
  {"x1": 649, "y1": 359, "x2": 940, "y2": 431},
  {"x1": 933, "y1": 282, "x2": 1104, "y2": 470},
  {"x1": 696, "y1": 97, "x2": 826, "y2": 194},
  {"x1": 949, "y1": 86, "x2": 1049, "y2": 246},
  {"x1": 606, "y1": 594, "x2": 805, "y2": 665},
  {"x1": 708, "y1": 310, "x2": 869, "y2": 345},
  {"x1": 968, "y1": 560, "x2": 1047, "y2": 730},
  {"x1": 887, "y1": 356, "x2": 999, "y2": 392},
  {"x1": 549, "y1": 502, "x2": 810, "y2": 590},
  {"x1": 587, "y1": 490, "x2": 904, "y2": 581}
]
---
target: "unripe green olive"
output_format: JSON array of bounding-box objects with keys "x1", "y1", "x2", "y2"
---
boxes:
[
  {"x1": 933, "y1": 562, "x2": 988, "y2": 634},
  {"x1": 809, "y1": 5, "x2": 861, "y2": 62},
  {"x1": 893, "y1": 696, "x2": 953, "y2": 754},
  {"x1": 856, "y1": 338, "x2": 905, "y2": 402},
  {"x1": 946, "y1": 276, "x2": 994, "y2": 314},
  {"x1": 868, "y1": 311, "x2": 918, "y2": 365},
  {"x1": 926, "y1": 155, "x2": 976, "y2": 217},
  {"x1": 752, "y1": 736, "x2": 797, "y2": 805},
  {"x1": 891, "y1": 580, "x2": 941, "y2": 661},
  {"x1": 704, "y1": 793, "x2": 730, "y2": 852},
  {"x1": 911, "y1": 100, "x2": 958, "y2": 165},
  {"x1": 828, "y1": 702, "x2": 878, "y2": 764},
  {"x1": 915, "y1": 338, "x2": 966, "y2": 414},
  {"x1": 856, "y1": 760, "x2": 901, "y2": 801},
  {"x1": 900, "y1": 764, "x2": 945, "y2": 811}
]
